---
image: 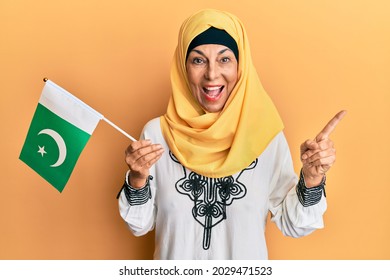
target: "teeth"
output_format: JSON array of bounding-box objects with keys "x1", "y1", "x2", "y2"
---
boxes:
[
  {"x1": 205, "y1": 86, "x2": 222, "y2": 91},
  {"x1": 204, "y1": 86, "x2": 223, "y2": 97}
]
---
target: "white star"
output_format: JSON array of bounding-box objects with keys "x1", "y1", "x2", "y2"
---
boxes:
[{"x1": 37, "y1": 145, "x2": 47, "y2": 157}]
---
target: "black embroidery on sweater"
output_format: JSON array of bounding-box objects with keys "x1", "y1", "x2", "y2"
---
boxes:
[{"x1": 170, "y1": 152, "x2": 256, "y2": 250}]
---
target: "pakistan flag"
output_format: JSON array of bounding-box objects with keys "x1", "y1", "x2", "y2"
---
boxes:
[{"x1": 20, "y1": 80, "x2": 102, "y2": 192}]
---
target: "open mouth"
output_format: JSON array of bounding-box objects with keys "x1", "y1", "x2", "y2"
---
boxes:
[{"x1": 202, "y1": 86, "x2": 224, "y2": 101}]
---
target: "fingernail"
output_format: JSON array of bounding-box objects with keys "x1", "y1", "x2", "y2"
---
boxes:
[{"x1": 302, "y1": 154, "x2": 308, "y2": 160}]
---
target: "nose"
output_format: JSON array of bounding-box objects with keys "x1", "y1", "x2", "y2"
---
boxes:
[{"x1": 205, "y1": 61, "x2": 219, "y2": 80}]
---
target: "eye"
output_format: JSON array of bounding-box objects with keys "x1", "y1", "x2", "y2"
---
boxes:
[
  {"x1": 220, "y1": 57, "x2": 231, "y2": 63},
  {"x1": 192, "y1": 57, "x2": 205, "y2": 65}
]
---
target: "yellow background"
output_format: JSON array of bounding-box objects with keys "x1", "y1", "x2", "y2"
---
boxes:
[{"x1": 1, "y1": 0, "x2": 389, "y2": 259}]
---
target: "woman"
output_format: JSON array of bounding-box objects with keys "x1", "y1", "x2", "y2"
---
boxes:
[{"x1": 117, "y1": 9, "x2": 345, "y2": 259}]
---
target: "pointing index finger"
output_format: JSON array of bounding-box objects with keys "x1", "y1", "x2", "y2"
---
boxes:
[{"x1": 315, "y1": 110, "x2": 347, "y2": 141}]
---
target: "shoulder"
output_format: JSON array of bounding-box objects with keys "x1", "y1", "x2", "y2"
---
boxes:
[
  {"x1": 260, "y1": 131, "x2": 290, "y2": 160},
  {"x1": 267, "y1": 131, "x2": 288, "y2": 149},
  {"x1": 143, "y1": 117, "x2": 161, "y2": 132},
  {"x1": 141, "y1": 117, "x2": 164, "y2": 142}
]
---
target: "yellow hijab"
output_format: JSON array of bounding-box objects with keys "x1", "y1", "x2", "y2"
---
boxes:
[{"x1": 160, "y1": 9, "x2": 284, "y2": 178}]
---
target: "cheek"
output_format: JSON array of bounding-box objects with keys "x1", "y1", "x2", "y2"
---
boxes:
[
  {"x1": 187, "y1": 73, "x2": 205, "y2": 97},
  {"x1": 186, "y1": 68, "x2": 200, "y2": 87},
  {"x1": 227, "y1": 70, "x2": 238, "y2": 88}
]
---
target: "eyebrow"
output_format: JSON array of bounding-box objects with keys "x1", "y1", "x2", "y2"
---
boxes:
[{"x1": 190, "y1": 48, "x2": 231, "y2": 56}]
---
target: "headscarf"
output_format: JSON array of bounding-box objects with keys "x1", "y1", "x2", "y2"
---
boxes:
[{"x1": 160, "y1": 8, "x2": 284, "y2": 178}]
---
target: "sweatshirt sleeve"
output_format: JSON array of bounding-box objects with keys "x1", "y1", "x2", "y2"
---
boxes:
[{"x1": 268, "y1": 133, "x2": 327, "y2": 238}]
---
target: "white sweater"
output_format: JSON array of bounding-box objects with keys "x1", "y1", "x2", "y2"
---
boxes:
[{"x1": 118, "y1": 118, "x2": 327, "y2": 259}]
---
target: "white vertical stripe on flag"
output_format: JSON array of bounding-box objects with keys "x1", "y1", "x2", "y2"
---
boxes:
[{"x1": 39, "y1": 80, "x2": 103, "y2": 135}]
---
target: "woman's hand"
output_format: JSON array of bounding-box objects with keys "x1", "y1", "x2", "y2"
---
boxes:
[
  {"x1": 300, "y1": 110, "x2": 346, "y2": 187},
  {"x1": 125, "y1": 140, "x2": 164, "y2": 188}
]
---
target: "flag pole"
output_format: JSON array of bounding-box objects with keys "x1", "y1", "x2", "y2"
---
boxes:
[
  {"x1": 42, "y1": 77, "x2": 137, "y2": 142},
  {"x1": 102, "y1": 117, "x2": 137, "y2": 142}
]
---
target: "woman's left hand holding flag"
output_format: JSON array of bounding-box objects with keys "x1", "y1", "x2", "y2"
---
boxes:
[{"x1": 124, "y1": 140, "x2": 165, "y2": 188}]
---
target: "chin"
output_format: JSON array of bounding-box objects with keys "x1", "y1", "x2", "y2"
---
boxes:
[{"x1": 203, "y1": 105, "x2": 223, "y2": 113}]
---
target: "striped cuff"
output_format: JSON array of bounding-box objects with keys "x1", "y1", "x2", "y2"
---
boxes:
[
  {"x1": 296, "y1": 169, "x2": 326, "y2": 207},
  {"x1": 116, "y1": 175, "x2": 153, "y2": 206}
]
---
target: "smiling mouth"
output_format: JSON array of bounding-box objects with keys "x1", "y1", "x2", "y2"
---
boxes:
[{"x1": 202, "y1": 86, "x2": 224, "y2": 101}]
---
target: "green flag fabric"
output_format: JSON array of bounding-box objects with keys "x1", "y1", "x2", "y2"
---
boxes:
[{"x1": 19, "y1": 80, "x2": 103, "y2": 192}]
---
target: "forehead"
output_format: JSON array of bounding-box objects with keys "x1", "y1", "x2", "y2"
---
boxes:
[{"x1": 188, "y1": 44, "x2": 233, "y2": 55}]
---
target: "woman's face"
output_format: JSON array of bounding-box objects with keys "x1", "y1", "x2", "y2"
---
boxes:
[{"x1": 186, "y1": 44, "x2": 238, "y2": 113}]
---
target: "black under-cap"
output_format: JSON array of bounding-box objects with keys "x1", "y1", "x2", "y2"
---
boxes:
[{"x1": 186, "y1": 27, "x2": 239, "y2": 61}]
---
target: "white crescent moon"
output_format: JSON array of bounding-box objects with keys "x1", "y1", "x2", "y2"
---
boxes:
[{"x1": 38, "y1": 129, "x2": 67, "y2": 167}]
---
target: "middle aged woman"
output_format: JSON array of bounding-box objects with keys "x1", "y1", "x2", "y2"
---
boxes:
[{"x1": 117, "y1": 8, "x2": 346, "y2": 259}]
